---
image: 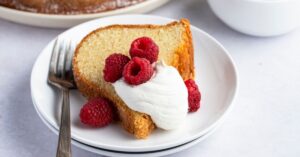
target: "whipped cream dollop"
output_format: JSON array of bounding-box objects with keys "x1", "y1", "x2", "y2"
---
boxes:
[{"x1": 113, "y1": 61, "x2": 188, "y2": 130}]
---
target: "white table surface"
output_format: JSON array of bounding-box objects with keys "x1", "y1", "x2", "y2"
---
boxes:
[{"x1": 1, "y1": 0, "x2": 300, "y2": 156}]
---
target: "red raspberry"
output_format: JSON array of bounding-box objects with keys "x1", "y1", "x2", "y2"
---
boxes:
[
  {"x1": 79, "y1": 98, "x2": 116, "y2": 127},
  {"x1": 103, "y1": 53, "x2": 130, "y2": 83},
  {"x1": 123, "y1": 57, "x2": 154, "y2": 85},
  {"x1": 129, "y1": 37, "x2": 159, "y2": 64},
  {"x1": 185, "y1": 79, "x2": 201, "y2": 113}
]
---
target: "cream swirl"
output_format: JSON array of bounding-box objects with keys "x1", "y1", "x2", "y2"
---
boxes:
[{"x1": 113, "y1": 61, "x2": 188, "y2": 130}]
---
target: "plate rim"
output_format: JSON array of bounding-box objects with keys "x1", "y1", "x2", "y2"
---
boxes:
[
  {"x1": 30, "y1": 14, "x2": 239, "y2": 152},
  {"x1": 33, "y1": 94, "x2": 221, "y2": 157}
]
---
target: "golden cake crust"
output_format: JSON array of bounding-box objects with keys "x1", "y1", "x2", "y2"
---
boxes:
[
  {"x1": 0, "y1": 0, "x2": 145, "y2": 14},
  {"x1": 73, "y1": 19, "x2": 194, "y2": 139}
]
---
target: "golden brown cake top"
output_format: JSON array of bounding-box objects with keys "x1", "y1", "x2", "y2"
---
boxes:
[{"x1": 0, "y1": 0, "x2": 145, "y2": 14}]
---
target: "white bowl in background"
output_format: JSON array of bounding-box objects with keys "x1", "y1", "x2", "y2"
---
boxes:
[{"x1": 208, "y1": 0, "x2": 300, "y2": 37}]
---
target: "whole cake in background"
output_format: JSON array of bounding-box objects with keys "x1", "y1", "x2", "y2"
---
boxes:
[{"x1": 0, "y1": 0, "x2": 146, "y2": 14}]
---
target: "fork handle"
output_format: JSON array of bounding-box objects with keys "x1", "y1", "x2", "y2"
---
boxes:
[{"x1": 56, "y1": 88, "x2": 72, "y2": 157}]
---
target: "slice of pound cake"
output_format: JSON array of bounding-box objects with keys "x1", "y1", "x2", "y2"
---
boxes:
[{"x1": 73, "y1": 19, "x2": 194, "y2": 139}]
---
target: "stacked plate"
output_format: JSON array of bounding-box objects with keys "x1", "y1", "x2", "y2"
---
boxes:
[{"x1": 30, "y1": 15, "x2": 238, "y2": 157}]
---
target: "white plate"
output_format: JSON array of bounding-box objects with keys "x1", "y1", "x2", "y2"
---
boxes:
[
  {"x1": 30, "y1": 14, "x2": 238, "y2": 152},
  {"x1": 0, "y1": 0, "x2": 169, "y2": 28},
  {"x1": 33, "y1": 98, "x2": 221, "y2": 157}
]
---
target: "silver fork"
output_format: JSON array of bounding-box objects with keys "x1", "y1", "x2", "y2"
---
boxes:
[{"x1": 48, "y1": 38, "x2": 75, "y2": 157}]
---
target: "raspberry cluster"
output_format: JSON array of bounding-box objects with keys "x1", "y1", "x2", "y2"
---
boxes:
[{"x1": 103, "y1": 36, "x2": 159, "y2": 85}]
